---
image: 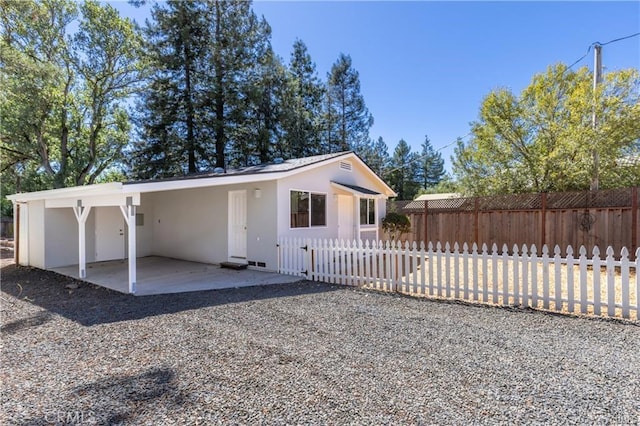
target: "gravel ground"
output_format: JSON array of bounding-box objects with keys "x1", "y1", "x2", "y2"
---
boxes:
[{"x1": 1, "y1": 260, "x2": 639, "y2": 425}]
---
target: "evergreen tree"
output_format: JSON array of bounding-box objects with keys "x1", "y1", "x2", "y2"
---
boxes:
[
  {"x1": 230, "y1": 46, "x2": 287, "y2": 167},
  {"x1": 131, "y1": 0, "x2": 272, "y2": 177},
  {"x1": 129, "y1": 0, "x2": 209, "y2": 178},
  {"x1": 325, "y1": 53, "x2": 373, "y2": 153},
  {"x1": 418, "y1": 135, "x2": 445, "y2": 188},
  {"x1": 203, "y1": 0, "x2": 272, "y2": 169},
  {"x1": 387, "y1": 139, "x2": 421, "y2": 200},
  {"x1": 279, "y1": 39, "x2": 324, "y2": 158},
  {"x1": 359, "y1": 136, "x2": 390, "y2": 178}
]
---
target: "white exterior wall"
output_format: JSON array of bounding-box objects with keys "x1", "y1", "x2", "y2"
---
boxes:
[
  {"x1": 85, "y1": 209, "x2": 96, "y2": 263},
  {"x1": 26, "y1": 200, "x2": 46, "y2": 269},
  {"x1": 145, "y1": 181, "x2": 278, "y2": 269},
  {"x1": 146, "y1": 187, "x2": 226, "y2": 264},
  {"x1": 136, "y1": 194, "x2": 154, "y2": 257},
  {"x1": 17, "y1": 203, "x2": 29, "y2": 266},
  {"x1": 44, "y1": 208, "x2": 79, "y2": 268},
  {"x1": 276, "y1": 160, "x2": 388, "y2": 241}
]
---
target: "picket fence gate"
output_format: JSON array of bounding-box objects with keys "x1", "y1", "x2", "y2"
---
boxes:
[{"x1": 277, "y1": 237, "x2": 639, "y2": 320}]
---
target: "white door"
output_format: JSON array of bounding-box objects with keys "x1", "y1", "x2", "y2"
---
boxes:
[
  {"x1": 228, "y1": 190, "x2": 247, "y2": 262},
  {"x1": 338, "y1": 195, "x2": 354, "y2": 242},
  {"x1": 95, "y1": 207, "x2": 125, "y2": 261}
]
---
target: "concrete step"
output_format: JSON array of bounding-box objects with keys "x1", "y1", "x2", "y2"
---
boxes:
[{"x1": 220, "y1": 261, "x2": 248, "y2": 270}]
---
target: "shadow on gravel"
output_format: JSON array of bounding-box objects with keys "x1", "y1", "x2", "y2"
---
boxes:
[
  {"x1": 1, "y1": 264, "x2": 338, "y2": 327},
  {"x1": 19, "y1": 367, "x2": 186, "y2": 425},
  {"x1": 0, "y1": 311, "x2": 52, "y2": 335}
]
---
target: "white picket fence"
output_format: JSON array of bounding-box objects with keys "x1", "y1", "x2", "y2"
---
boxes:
[{"x1": 277, "y1": 237, "x2": 639, "y2": 320}]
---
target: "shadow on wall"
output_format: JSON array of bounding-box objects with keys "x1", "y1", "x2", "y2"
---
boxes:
[{"x1": 0, "y1": 264, "x2": 338, "y2": 327}]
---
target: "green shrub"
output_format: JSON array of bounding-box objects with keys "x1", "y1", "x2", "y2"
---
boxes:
[{"x1": 381, "y1": 212, "x2": 411, "y2": 241}]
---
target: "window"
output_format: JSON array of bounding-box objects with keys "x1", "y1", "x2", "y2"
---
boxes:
[
  {"x1": 360, "y1": 198, "x2": 376, "y2": 225},
  {"x1": 290, "y1": 190, "x2": 326, "y2": 228}
]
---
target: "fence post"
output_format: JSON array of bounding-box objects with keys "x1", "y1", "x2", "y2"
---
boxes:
[
  {"x1": 474, "y1": 197, "x2": 479, "y2": 245},
  {"x1": 306, "y1": 238, "x2": 313, "y2": 280},
  {"x1": 541, "y1": 192, "x2": 547, "y2": 249},
  {"x1": 632, "y1": 187, "x2": 638, "y2": 261},
  {"x1": 423, "y1": 200, "x2": 428, "y2": 245}
]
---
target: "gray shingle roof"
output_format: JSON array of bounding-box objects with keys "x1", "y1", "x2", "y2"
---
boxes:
[{"x1": 124, "y1": 151, "x2": 352, "y2": 185}]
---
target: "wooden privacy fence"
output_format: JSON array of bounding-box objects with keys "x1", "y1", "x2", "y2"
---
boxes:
[
  {"x1": 277, "y1": 237, "x2": 639, "y2": 321},
  {"x1": 397, "y1": 187, "x2": 639, "y2": 260}
]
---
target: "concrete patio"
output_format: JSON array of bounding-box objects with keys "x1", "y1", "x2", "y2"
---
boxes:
[{"x1": 52, "y1": 256, "x2": 302, "y2": 296}]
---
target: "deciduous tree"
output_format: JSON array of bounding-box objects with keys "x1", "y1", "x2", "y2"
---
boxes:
[
  {"x1": 453, "y1": 64, "x2": 640, "y2": 195},
  {"x1": 1, "y1": 0, "x2": 143, "y2": 189}
]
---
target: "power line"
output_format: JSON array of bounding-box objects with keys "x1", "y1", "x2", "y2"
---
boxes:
[
  {"x1": 383, "y1": 132, "x2": 472, "y2": 176},
  {"x1": 388, "y1": 33, "x2": 639, "y2": 177},
  {"x1": 565, "y1": 32, "x2": 640, "y2": 71},
  {"x1": 600, "y1": 32, "x2": 640, "y2": 46}
]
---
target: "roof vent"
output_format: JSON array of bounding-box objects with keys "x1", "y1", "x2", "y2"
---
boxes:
[
  {"x1": 339, "y1": 160, "x2": 352, "y2": 172},
  {"x1": 273, "y1": 157, "x2": 284, "y2": 164},
  {"x1": 213, "y1": 167, "x2": 225, "y2": 174}
]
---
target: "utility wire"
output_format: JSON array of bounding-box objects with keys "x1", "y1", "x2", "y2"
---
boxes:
[
  {"x1": 383, "y1": 132, "x2": 472, "y2": 176},
  {"x1": 565, "y1": 32, "x2": 640, "y2": 71},
  {"x1": 387, "y1": 32, "x2": 639, "y2": 176},
  {"x1": 600, "y1": 32, "x2": 640, "y2": 46}
]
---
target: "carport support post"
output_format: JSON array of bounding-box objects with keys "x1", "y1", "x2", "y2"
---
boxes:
[
  {"x1": 73, "y1": 201, "x2": 91, "y2": 279},
  {"x1": 120, "y1": 198, "x2": 136, "y2": 294}
]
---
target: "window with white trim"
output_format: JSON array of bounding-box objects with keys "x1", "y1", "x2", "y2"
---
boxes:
[
  {"x1": 359, "y1": 198, "x2": 376, "y2": 225},
  {"x1": 290, "y1": 190, "x2": 326, "y2": 228}
]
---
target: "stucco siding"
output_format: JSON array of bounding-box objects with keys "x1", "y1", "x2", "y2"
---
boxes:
[
  {"x1": 44, "y1": 208, "x2": 79, "y2": 268},
  {"x1": 145, "y1": 181, "x2": 278, "y2": 270},
  {"x1": 27, "y1": 200, "x2": 46, "y2": 269},
  {"x1": 147, "y1": 187, "x2": 225, "y2": 264},
  {"x1": 276, "y1": 160, "x2": 388, "y2": 241},
  {"x1": 135, "y1": 194, "x2": 154, "y2": 258},
  {"x1": 17, "y1": 203, "x2": 29, "y2": 266}
]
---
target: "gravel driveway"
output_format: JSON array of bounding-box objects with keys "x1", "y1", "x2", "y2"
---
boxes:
[{"x1": 1, "y1": 262, "x2": 639, "y2": 425}]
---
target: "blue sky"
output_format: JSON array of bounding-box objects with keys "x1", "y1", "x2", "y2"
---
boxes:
[{"x1": 112, "y1": 1, "x2": 640, "y2": 172}]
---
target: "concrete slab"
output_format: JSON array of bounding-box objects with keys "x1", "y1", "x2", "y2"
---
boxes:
[{"x1": 51, "y1": 256, "x2": 302, "y2": 296}]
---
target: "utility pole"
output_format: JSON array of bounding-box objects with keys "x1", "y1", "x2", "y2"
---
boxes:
[{"x1": 591, "y1": 44, "x2": 603, "y2": 191}]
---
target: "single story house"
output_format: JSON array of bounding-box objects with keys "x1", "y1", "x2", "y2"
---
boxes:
[{"x1": 7, "y1": 151, "x2": 396, "y2": 294}]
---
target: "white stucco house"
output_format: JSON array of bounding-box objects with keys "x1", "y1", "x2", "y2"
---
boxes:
[{"x1": 7, "y1": 151, "x2": 395, "y2": 294}]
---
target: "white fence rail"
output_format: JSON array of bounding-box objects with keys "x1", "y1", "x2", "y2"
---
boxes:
[{"x1": 277, "y1": 238, "x2": 639, "y2": 320}]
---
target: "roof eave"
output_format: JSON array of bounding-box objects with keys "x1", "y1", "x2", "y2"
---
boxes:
[{"x1": 7, "y1": 182, "x2": 123, "y2": 202}]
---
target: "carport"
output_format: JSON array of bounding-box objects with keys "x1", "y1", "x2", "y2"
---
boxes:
[{"x1": 52, "y1": 256, "x2": 301, "y2": 296}]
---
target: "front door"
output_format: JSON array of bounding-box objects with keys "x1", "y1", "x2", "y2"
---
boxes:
[
  {"x1": 338, "y1": 195, "x2": 354, "y2": 242},
  {"x1": 228, "y1": 190, "x2": 247, "y2": 262},
  {"x1": 95, "y1": 207, "x2": 125, "y2": 261}
]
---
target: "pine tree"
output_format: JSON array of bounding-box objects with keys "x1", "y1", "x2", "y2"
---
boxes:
[
  {"x1": 359, "y1": 136, "x2": 390, "y2": 178},
  {"x1": 130, "y1": 0, "x2": 209, "y2": 178},
  {"x1": 230, "y1": 46, "x2": 287, "y2": 167},
  {"x1": 325, "y1": 53, "x2": 373, "y2": 153},
  {"x1": 279, "y1": 39, "x2": 325, "y2": 158},
  {"x1": 387, "y1": 139, "x2": 421, "y2": 200},
  {"x1": 131, "y1": 0, "x2": 272, "y2": 177},
  {"x1": 203, "y1": 0, "x2": 272, "y2": 169},
  {"x1": 418, "y1": 135, "x2": 445, "y2": 188}
]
